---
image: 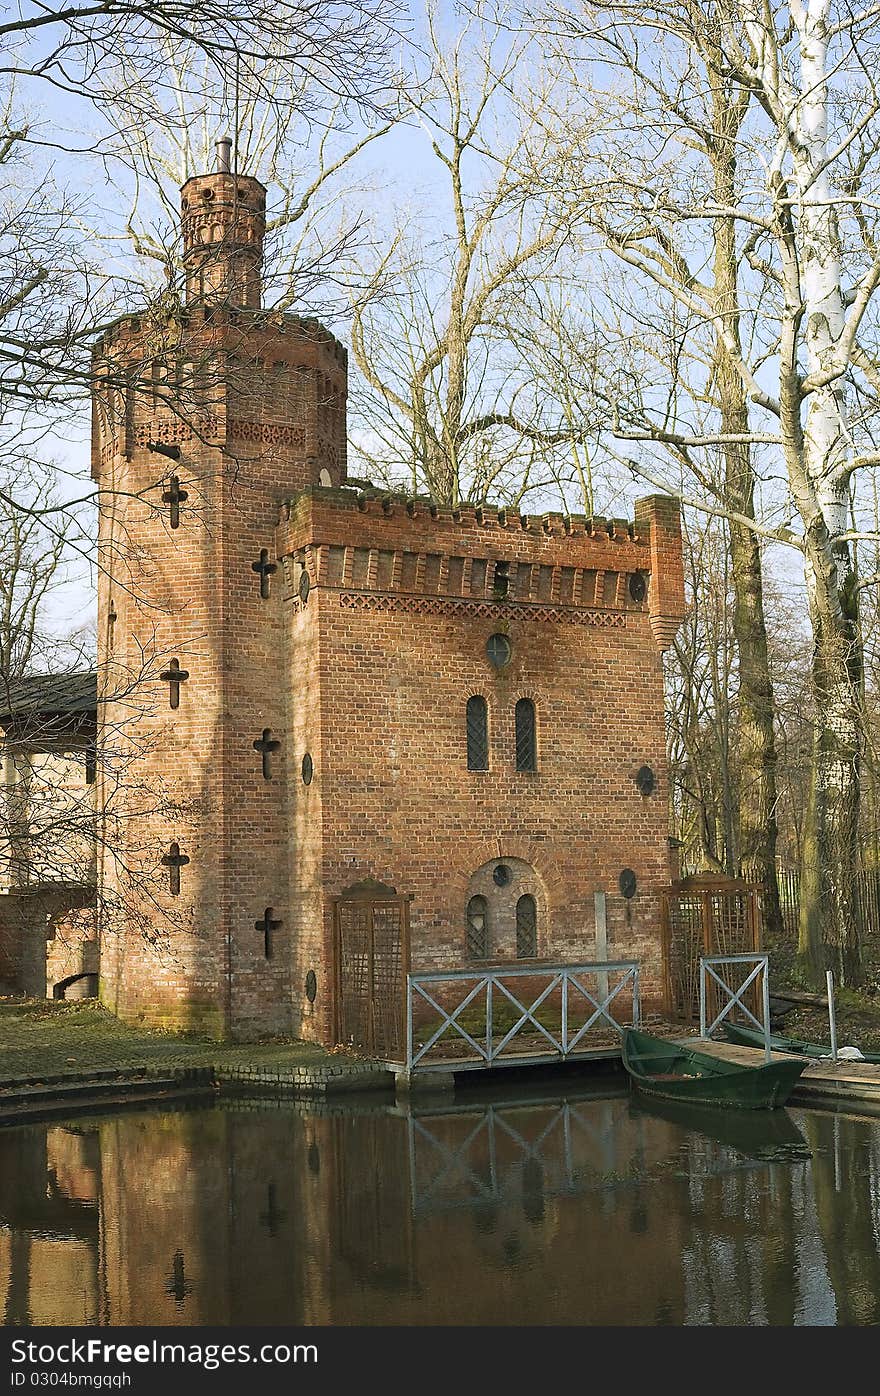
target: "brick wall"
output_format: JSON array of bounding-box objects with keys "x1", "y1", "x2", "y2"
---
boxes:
[{"x1": 279, "y1": 490, "x2": 684, "y2": 1039}]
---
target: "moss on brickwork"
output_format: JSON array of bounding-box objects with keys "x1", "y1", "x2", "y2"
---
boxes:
[{"x1": 116, "y1": 999, "x2": 229, "y2": 1041}]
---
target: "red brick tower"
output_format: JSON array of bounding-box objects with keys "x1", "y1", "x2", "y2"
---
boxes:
[
  {"x1": 93, "y1": 143, "x2": 346, "y2": 1037},
  {"x1": 92, "y1": 145, "x2": 686, "y2": 1046}
]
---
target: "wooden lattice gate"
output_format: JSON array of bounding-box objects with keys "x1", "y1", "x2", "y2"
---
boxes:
[
  {"x1": 333, "y1": 885, "x2": 411, "y2": 1058},
  {"x1": 661, "y1": 876, "x2": 761, "y2": 1021}
]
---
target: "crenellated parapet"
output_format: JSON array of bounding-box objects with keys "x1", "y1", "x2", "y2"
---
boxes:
[
  {"x1": 93, "y1": 307, "x2": 348, "y2": 364},
  {"x1": 90, "y1": 307, "x2": 347, "y2": 486},
  {"x1": 275, "y1": 486, "x2": 686, "y2": 648}
]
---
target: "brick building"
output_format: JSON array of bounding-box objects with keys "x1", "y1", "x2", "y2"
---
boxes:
[
  {"x1": 0, "y1": 673, "x2": 98, "y2": 999},
  {"x1": 85, "y1": 147, "x2": 687, "y2": 1045}
]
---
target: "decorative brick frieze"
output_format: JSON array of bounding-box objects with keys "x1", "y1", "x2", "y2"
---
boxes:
[
  {"x1": 227, "y1": 420, "x2": 307, "y2": 447},
  {"x1": 337, "y1": 592, "x2": 629, "y2": 627},
  {"x1": 135, "y1": 420, "x2": 216, "y2": 446},
  {"x1": 130, "y1": 419, "x2": 307, "y2": 449}
]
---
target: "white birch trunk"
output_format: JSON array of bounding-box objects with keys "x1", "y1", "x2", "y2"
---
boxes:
[{"x1": 787, "y1": 0, "x2": 862, "y2": 979}]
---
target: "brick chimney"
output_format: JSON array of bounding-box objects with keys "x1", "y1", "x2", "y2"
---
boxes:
[{"x1": 180, "y1": 139, "x2": 267, "y2": 309}]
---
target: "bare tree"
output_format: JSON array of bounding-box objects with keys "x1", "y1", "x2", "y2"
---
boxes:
[
  {"x1": 98, "y1": 40, "x2": 404, "y2": 324},
  {"x1": 520, "y1": 0, "x2": 786, "y2": 939},
  {"x1": 347, "y1": 3, "x2": 596, "y2": 508},
  {"x1": 666, "y1": 513, "x2": 740, "y2": 875},
  {"x1": 0, "y1": 0, "x2": 403, "y2": 534},
  {"x1": 0, "y1": 1, "x2": 405, "y2": 998},
  {"x1": 0, "y1": 469, "x2": 71, "y2": 684},
  {"x1": 533, "y1": 0, "x2": 880, "y2": 983}
]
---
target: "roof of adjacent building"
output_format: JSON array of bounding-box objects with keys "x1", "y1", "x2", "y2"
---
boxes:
[{"x1": 0, "y1": 670, "x2": 97, "y2": 722}]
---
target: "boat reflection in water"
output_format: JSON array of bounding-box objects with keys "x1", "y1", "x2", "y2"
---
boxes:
[
  {"x1": 628, "y1": 1096, "x2": 811, "y2": 1162},
  {"x1": 0, "y1": 1082, "x2": 878, "y2": 1325}
]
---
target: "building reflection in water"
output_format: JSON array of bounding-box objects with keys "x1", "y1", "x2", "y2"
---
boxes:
[
  {"x1": 0, "y1": 1123, "x2": 101, "y2": 1325},
  {"x1": 0, "y1": 1087, "x2": 877, "y2": 1325}
]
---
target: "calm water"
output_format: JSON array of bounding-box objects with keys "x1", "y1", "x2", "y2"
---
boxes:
[{"x1": 0, "y1": 1079, "x2": 878, "y2": 1325}]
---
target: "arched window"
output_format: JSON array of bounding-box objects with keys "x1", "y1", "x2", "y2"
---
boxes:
[
  {"x1": 515, "y1": 698, "x2": 537, "y2": 772},
  {"x1": 466, "y1": 895, "x2": 489, "y2": 960},
  {"x1": 466, "y1": 696, "x2": 489, "y2": 770},
  {"x1": 516, "y1": 895, "x2": 537, "y2": 958}
]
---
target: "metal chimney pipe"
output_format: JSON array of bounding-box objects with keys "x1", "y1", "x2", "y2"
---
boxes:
[{"x1": 215, "y1": 137, "x2": 232, "y2": 173}]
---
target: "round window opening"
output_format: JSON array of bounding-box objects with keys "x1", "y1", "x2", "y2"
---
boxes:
[
  {"x1": 629, "y1": 572, "x2": 647, "y2": 604},
  {"x1": 486, "y1": 633, "x2": 512, "y2": 668},
  {"x1": 302, "y1": 752, "x2": 313, "y2": 784},
  {"x1": 493, "y1": 863, "x2": 512, "y2": 887},
  {"x1": 298, "y1": 570, "x2": 311, "y2": 602},
  {"x1": 636, "y1": 764, "x2": 656, "y2": 796},
  {"x1": 305, "y1": 969, "x2": 317, "y2": 1003},
  {"x1": 619, "y1": 868, "x2": 637, "y2": 899}
]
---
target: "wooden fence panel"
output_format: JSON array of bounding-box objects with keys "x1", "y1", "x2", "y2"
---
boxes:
[{"x1": 663, "y1": 877, "x2": 760, "y2": 1021}]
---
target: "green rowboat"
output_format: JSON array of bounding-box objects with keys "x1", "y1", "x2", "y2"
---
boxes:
[
  {"x1": 621, "y1": 1028, "x2": 807, "y2": 1109},
  {"x1": 722, "y1": 1021, "x2": 880, "y2": 1063}
]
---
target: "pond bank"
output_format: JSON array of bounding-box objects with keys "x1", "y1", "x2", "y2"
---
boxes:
[
  {"x1": 0, "y1": 999, "x2": 392, "y2": 1121},
  {"x1": 0, "y1": 1060, "x2": 398, "y2": 1124},
  {"x1": 9, "y1": 999, "x2": 880, "y2": 1124}
]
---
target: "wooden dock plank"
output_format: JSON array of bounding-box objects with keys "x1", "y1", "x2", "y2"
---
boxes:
[{"x1": 689, "y1": 1037, "x2": 880, "y2": 1101}]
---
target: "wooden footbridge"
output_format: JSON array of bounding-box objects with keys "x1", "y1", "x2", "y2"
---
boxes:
[{"x1": 399, "y1": 959, "x2": 641, "y2": 1080}]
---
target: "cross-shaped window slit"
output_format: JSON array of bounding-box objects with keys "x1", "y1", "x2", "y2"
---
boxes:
[
  {"x1": 161, "y1": 841, "x2": 190, "y2": 895},
  {"x1": 251, "y1": 549, "x2": 277, "y2": 599},
  {"x1": 255, "y1": 907, "x2": 282, "y2": 959},
  {"x1": 162, "y1": 475, "x2": 188, "y2": 529},
  {"x1": 253, "y1": 729, "x2": 281, "y2": 780},
  {"x1": 159, "y1": 658, "x2": 190, "y2": 710}
]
